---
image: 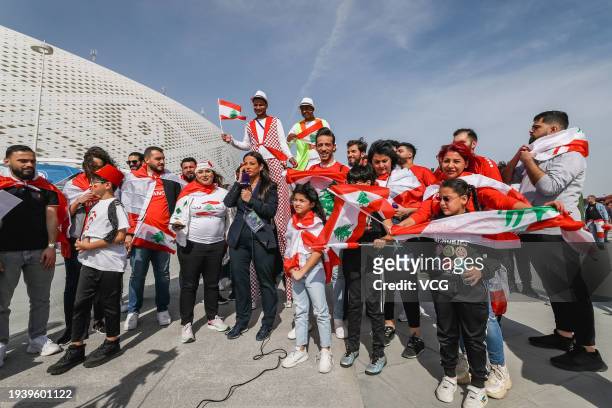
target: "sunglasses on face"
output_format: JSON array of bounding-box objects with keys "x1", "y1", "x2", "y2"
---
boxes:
[
  {"x1": 440, "y1": 195, "x2": 462, "y2": 203},
  {"x1": 126, "y1": 160, "x2": 140, "y2": 165}
]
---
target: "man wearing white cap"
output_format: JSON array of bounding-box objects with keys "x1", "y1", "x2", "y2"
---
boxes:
[
  {"x1": 286, "y1": 98, "x2": 331, "y2": 170},
  {"x1": 221, "y1": 90, "x2": 296, "y2": 305}
]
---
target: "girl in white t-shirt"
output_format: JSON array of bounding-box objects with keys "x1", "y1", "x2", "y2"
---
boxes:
[{"x1": 170, "y1": 161, "x2": 229, "y2": 343}]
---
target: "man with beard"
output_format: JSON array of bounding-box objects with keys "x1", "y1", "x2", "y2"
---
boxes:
[
  {"x1": 0, "y1": 145, "x2": 65, "y2": 367},
  {"x1": 346, "y1": 138, "x2": 368, "y2": 167},
  {"x1": 126, "y1": 152, "x2": 144, "y2": 171},
  {"x1": 180, "y1": 157, "x2": 197, "y2": 183}
]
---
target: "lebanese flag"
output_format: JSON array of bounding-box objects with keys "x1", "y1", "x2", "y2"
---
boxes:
[
  {"x1": 391, "y1": 206, "x2": 594, "y2": 248},
  {"x1": 218, "y1": 99, "x2": 247, "y2": 121},
  {"x1": 285, "y1": 168, "x2": 347, "y2": 216},
  {"x1": 585, "y1": 219, "x2": 606, "y2": 240},
  {"x1": 0, "y1": 174, "x2": 71, "y2": 257},
  {"x1": 377, "y1": 167, "x2": 425, "y2": 208},
  {"x1": 284, "y1": 211, "x2": 332, "y2": 283},
  {"x1": 530, "y1": 127, "x2": 589, "y2": 161},
  {"x1": 423, "y1": 173, "x2": 529, "y2": 204},
  {"x1": 312, "y1": 184, "x2": 394, "y2": 268},
  {"x1": 121, "y1": 167, "x2": 183, "y2": 254}
]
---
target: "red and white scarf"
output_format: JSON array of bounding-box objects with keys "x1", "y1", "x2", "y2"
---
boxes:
[
  {"x1": 529, "y1": 127, "x2": 589, "y2": 161},
  {"x1": 121, "y1": 166, "x2": 183, "y2": 253},
  {"x1": 247, "y1": 116, "x2": 288, "y2": 162},
  {"x1": 0, "y1": 173, "x2": 71, "y2": 257},
  {"x1": 377, "y1": 167, "x2": 425, "y2": 208},
  {"x1": 295, "y1": 118, "x2": 324, "y2": 144},
  {"x1": 423, "y1": 173, "x2": 529, "y2": 205},
  {"x1": 284, "y1": 211, "x2": 331, "y2": 282}
]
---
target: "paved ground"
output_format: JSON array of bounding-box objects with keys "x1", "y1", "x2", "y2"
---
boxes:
[{"x1": 1, "y1": 256, "x2": 611, "y2": 408}]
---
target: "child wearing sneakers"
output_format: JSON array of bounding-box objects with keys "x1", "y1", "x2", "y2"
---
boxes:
[
  {"x1": 48, "y1": 165, "x2": 128, "y2": 375},
  {"x1": 281, "y1": 183, "x2": 333, "y2": 373}
]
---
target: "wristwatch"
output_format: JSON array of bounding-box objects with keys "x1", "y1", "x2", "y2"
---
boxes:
[{"x1": 47, "y1": 243, "x2": 56, "y2": 249}]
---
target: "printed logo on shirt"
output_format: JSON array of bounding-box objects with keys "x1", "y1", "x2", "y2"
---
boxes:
[
  {"x1": 84, "y1": 209, "x2": 97, "y2": 232},
  {"x1": 193, "y1": 201, "x2": 223, "y2": 216}
]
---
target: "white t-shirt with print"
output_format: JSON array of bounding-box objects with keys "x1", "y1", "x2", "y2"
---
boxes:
[
  {"x1": 78, "y1": 197, "x2": 129, "y2": 272},
  {"x1": 187, "y1": 188, "x2": 228, "y2": 244}
]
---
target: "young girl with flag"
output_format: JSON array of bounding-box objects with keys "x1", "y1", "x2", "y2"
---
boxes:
[{"x1": 281, "y1": 183, "x2": 333, "y2": 373}]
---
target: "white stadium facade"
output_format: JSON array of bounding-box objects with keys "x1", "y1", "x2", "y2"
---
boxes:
[{"x1": 0, "y1": 25, "x2": 241, "y2": 181}]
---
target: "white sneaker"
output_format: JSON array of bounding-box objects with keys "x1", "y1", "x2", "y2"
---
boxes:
[
  {"x1": 0, "y1": 342, "x2": 6, "y2": 367},
  {"x1": 157, "y1": 311, "x2": 171, "y2": 326},
  {"x1": 485, "y1": 364, "x2": 512, "y2": 399},
  {"x1": 457, "y1": 352, "x2": 471, "y2": 384},
  {"x1": 124, "y1": 312, "x2": 138, "y2": 331},
  {"x1": 318, "y1": 349, "x2": 333, "y2": 373},
  {"x1": 181, "y1": 323, "x2": 195, "y2": 343},
  {"x1": 207, "y1": 316, "x2": 229, "y2": 332},
  {"x1": 287, "y1": 327, "x2": 296, "y2": 340},
  {"x1": 435, "y1": 376, "x2": 457, "y2": 403},
  {"x1": 26, "y1": 336, "x2": 62, "y2": 356},
  {"x1": 120, "y1": 302, "x2": 128, "y2": 313},
  {"x1": 463, "y1": 385, "x2": 488, "y2": 408},
  {"x1": 334, "y1": 319, "x2": 346, "y2": 339},
  {"x1": 282, "y1": 347, "x2": 309, "y2": 368}
]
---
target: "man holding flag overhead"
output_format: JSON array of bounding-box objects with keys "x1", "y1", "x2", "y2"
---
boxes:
[
  {"x1": 502, "y1": 110, "x2": 606, "y2": 372},
  {"x1": 286, "y1": 97, "x2": 331, "y2": 170}
]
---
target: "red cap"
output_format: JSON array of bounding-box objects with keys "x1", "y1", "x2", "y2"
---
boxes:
[{"x1": 95, "y1": 164, "x2": 124, "y2": 187}]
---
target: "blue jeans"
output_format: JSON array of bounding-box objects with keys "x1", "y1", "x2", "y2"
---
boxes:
[
  {"x1": 460, "y1": 301, "x2": 505, "y2": 366},
  {"x1": 292, "y1": 266, "x2": 332, "y2": 348},
  {"x1": 128, "y1": 247, "x2": 171, "y2": 313},
  {"x1": 331, "y1": 266, "x2": 345, "y2": 321}
]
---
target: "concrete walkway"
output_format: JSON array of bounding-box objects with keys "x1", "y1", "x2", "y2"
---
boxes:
[{"x1": 1, "y1": 256, "x2": 611, "y2": 407}]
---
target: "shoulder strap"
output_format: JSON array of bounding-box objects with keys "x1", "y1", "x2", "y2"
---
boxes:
[{"x1": 103, "y1": 199, "x2": 122, "y2": 243}]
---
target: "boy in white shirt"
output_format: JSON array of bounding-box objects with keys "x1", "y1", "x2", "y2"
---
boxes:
[{"x1": 48, "y1": 164, "x2": 128, "y2": 375}]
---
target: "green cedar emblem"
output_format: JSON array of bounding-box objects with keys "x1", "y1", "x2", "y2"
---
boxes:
[
  {"x1": 498, "y1": 206, "x2": 553, "y2": 228},
  {"x1": 151, "y1": 231, "x2": 165, "y2": 244},
  {"x1": 204, "y1": 204, "x2": 214, "y2": 211},
  {"x1": 309, "y1": 133, "x2": 316, "y2": 143},
  {"x1": 333, "y1": 224, "x2": 352, "y2": 241},
  {"x1": 229, "y1": 109, "x2": 238, "y2": 118},
  {"x1": 320, "y1": 189, "x2": 335, "y2": 216},
  {"x1": 356, "y1": 191, "x2": 370, "y2": 207},
  {"x1": 175, "y1": 207, "x2": 181, "y2": 214}
]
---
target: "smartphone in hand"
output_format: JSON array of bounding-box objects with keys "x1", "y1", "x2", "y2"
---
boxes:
[{"x1": 240, "y1": 171, "x2": 250, "y2": 186}]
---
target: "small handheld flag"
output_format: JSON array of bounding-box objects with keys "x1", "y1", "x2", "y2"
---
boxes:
[{"x1": 218, "y1": 99, "x2": 247, "y2": 121}]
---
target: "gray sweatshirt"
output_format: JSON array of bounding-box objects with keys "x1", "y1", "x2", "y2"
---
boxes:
[{"x1": 513, "y1": 151, "x2": 586, "y2": 235}]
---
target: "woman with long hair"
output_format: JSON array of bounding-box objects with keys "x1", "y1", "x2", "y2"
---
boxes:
[
  {"x1": 224, "y1": 152, "x2": 280, "y2": 341},
  {"x1": 221, "y1": 91, "x2": 296, "y2": 307}
]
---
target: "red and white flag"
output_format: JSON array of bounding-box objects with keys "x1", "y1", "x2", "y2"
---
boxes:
[
  {"x1": 391, "y1": 206, "x2": 594, "y2": 248},
  {"x1": 218, "y1": 99, "x2": 247, "y2": 121},
  {"x1": 377, "y1": 167, "x2": 425, "y2": 208},
  {"x1": 285, "y1": 168, "x2": 347, "y2": 216},
  {"x1": 312, "y1": 184, "x2": 395, "y2": 268},
  {"x1": 529, "y1": 127, "x2": 588, "y2": 161},
  {"x1": 423, "y1": 173, "x2": 529, "y2": 204}
]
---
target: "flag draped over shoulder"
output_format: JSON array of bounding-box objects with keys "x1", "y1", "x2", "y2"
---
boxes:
[
  {"x1": 391, "y1": 206, "x2": 594, "y2": 247},
  {"x1": 384, "y1": 167, "x2": 426, "y2": 208},
  {"x1": 121, "y1": 168, "x2": 182, "y2": 254},
  {"x1": 423, "y1": 173, "x2": 529, "y2": 204},
  {"x1": 0, "y1": 174, "x2": 71, "y2": 257},
  {"x1": 218, "y1": 99, "x2": 247, "y2": 120},
  {"x1": 285, "y1": 168, "x2": 347, "y2": 216},
  {"x1": 529, "y1": 127, "x2": 588, "y2": 161},
  {"x1": 312, "y1": 184, "x2": 395, "y2": 268}
]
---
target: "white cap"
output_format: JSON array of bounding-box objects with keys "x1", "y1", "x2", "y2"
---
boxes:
[
  {"x1": 196, "y1": 160, "x2": 214, "y2": 171},
  {"x1": 251, "y1": 90, "x2": 268, "y2": 103},
  {"x1": 299, "y1": 97, "x2": 315, "y2": 109}
]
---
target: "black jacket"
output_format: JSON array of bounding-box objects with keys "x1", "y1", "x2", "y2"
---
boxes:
[
  {"x1": 161, "y1": 178, "x2": 182, "y2": 215},
  {"x1": 224, "y1": 181, "x2": 279, "y2": 249}
]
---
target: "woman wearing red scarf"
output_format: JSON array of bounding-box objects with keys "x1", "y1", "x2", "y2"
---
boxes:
[{"x1": 170, "y1": 161, "x2": 230, "y2": 343}]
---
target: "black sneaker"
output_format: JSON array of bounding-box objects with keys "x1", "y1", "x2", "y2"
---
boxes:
[
  {"x1": 256, "y1": 325, "x2": 272, "y2": 341},
  {"x1": 47, "y1": 345, "x2": 85, "y2": 375},
  {"x1": 226, "y1": 324, "x2": 248, "y2": 340},
  {"x1": 529, "y1": 330, "x2": 573, "y2": 351},
  {"x1": 55, "y1": 330, "x2": 72, "y2": 346},
  {"x1": 218, "y1": 295, "x2": 229, "y2": 305},
  {"x1": 551, "y1": 347, "x2": 608, "y2": 372},
  {"x1": 402, "y1": 335, "x2": 425, "y2": 359},
  {"x1": 83, "y1": 339, "x2": 121, "y2": 368},
  {"x1": 384, "y1": 326, "x2": 395, "y2": 347}
]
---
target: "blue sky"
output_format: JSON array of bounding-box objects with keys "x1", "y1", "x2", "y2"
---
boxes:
[{"x1": 2, "y1": 0, "x2": 611, "y2": 194}]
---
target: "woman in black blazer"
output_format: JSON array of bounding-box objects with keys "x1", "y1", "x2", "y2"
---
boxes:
[{"x1": 224, "y1": 152, "x2": 280, "y2": 340}]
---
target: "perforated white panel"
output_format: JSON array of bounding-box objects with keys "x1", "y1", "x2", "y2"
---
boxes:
[{"x1": 0, "y1": 25, "x2": 241, "y2": 182}]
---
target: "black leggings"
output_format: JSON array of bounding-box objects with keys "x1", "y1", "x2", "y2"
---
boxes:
[
  {"x1": 71, "y1": 266, "x2": 122, "y2": 341},
  {"x1": 178, "y1": 240, "x2": 225, "y2": 324}
]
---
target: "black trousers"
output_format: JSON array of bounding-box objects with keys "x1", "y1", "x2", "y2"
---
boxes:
[
  {"x1": 513, "y1": 246, "x2": 533, "y2": 287},
  {"x1": 63, "y1": 238, "x2": 104, "y2": 338},
  {"x1": 229, "y1": 228, "x2": 279, "y2": 328},
  {"x1": 521, "y1": 234, "x2": 595, "y2": 346},
  {"x1": 384, "y1": 301, "x2": 421, "y2": 328},
  {"x1": 433, "y1": 297, "x2": 488, "y2": 388},
  {"x1": 178, "y1": 240, "x2": 225, "y2": 324},
  {"x1": 71, "y1": 266, "x2": 123, "y2": 341},
  {"x1": 343, "y1": 261, "x2": 386, "y2": 359}
]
